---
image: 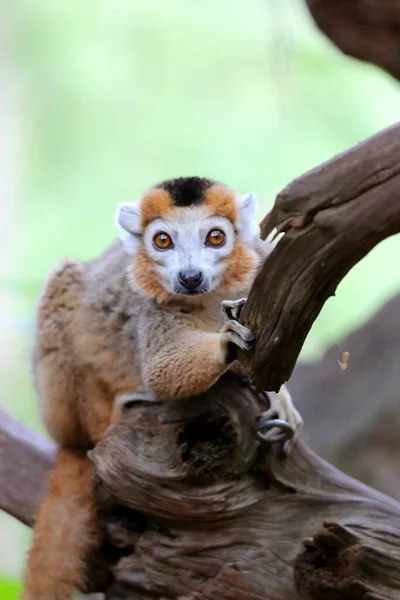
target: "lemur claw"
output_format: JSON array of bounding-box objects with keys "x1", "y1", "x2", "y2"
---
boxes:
[
  {"x1": 257, "y1": 415, "x2": 294, "y2": 442},
  {"x1": 256, "y1": 386, "x2": 303, "y2": 456},
  {"x1": 221, "y1": 298, "x2": 247, "y2": 322},
  {"x1": 115, "y1": 390, "x2": 159, "y2": 409},
  {"x1": 221, "y1": 320, "x2": 255, "y2": 352},
  {"x1": 220, "y1": 298, "x2": 255, "y2": 352}
]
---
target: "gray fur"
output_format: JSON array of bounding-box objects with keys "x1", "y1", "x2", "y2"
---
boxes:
[{"x1": 115, "y1": 202, "x2": 142, "y2": 254}]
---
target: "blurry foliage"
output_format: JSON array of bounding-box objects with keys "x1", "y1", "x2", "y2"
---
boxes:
[
  {"x1": 0, "y1": 577, "x2": 21, "y2": 599},
  {"x1": 0, "y1": 0, "x2": 400, "y2": 588}
]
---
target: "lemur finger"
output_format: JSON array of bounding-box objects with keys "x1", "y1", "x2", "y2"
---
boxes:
[
  {"x1": 256, "y1": 387, "x2": 303, "y2": 457},
  {"x1": 222, "y1": 330, "x2": 253, "y2": 351},
  {"x1": 115, "y1": 390, "x2": 159, "y2": 410},
  {"x1": 222, "y1": 321, "x2": 255, "y2": 351},
  {"x1": 267, "y1": 387, "x2": 303, "y2": 434},
  {"x1": 224, "y1": 318, "x2": 255, "y2": 345},
  {"x1": 221, "y1": 298, "x2": 247, "y2": 322}
]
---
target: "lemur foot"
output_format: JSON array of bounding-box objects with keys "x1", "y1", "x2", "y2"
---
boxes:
[
  {"x1": 257, "y1": 385, "x2": 303, "y2": 456},
  {"x1": 220, "y1": 298, "x2": 255, "y2": 351},
  {"x1": 112, "y1": 389, "x2": 161, "y2": 424},
  {"x1": 220, "y1": 299, "x2": 303, "y2": 456},
  {"x1": 221, "y1": 297, "x2": 247, "y2": 321},
  {"x1": 116, "y1": 390, "x2": 158, "y2": 405}
]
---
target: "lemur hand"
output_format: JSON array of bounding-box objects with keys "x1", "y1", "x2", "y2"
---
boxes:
[{"x1": 220, "y1": 298, "x2": 255, "y2": 359}]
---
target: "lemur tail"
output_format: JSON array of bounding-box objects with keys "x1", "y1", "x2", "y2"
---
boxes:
[{"x1": 22, "y1": 448, "x2": 101, "y2": 600}]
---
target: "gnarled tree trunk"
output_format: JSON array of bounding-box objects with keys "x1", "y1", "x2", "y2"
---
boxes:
[{"x1": 91, "y1": 373, "x2": 400, "y2": 599}]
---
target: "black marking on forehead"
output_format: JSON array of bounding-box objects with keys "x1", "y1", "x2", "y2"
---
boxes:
[{"x1": 156, "y1": 177, "x2": 217, "y2": 208}]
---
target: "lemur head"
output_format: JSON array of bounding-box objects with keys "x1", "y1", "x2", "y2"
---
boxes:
[{"x1": 116, "y1": 177, "x2": 261, "y2": 303}]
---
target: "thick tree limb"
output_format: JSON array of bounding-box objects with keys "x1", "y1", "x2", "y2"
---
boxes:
[
  {"x1": 90, "y1": 374, "x2": 400, "y2": 600},
  {"x1": 3, "y1": 374, "x2": 400, "y2": 599},
  {"x1": 0, "y1": 408, "x2": 54, "y2": 526},
  {"x1": 305, "y1": 0, "x2": 400, "y2": 81},
  {"x1": 238, "y1": 122, "x2": 400, "y2": 392}
]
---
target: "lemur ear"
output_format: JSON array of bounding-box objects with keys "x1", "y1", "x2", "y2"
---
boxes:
[
  {"x1": 236, "y1": 192, "x2": 260, "y2": 246},
  {"x1": 116, "y1": 202, "x2": 141, "y2": 233},
  {"x1": 115, "y1": 202, "x2": 142, "y2": 254}
]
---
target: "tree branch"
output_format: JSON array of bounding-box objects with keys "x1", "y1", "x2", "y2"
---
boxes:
[
  {"x1": 0, "y1": 408, "x2": 55, "y2": 526},
  {"x1": 3, "y1": 370, "x2": 400, "y2": 598},
  {"x1": 305, "y1": 0, "x2": 400, "y2": 81},
  {"x1": 91, "y1": 375, "x2": 400, "y2": 600},
  {"x1": 238, "y1": 122, "x2": 400, "y2": 392}
]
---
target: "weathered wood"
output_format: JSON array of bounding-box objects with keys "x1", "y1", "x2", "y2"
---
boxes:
[
  {"x1": 290, "y1": 292, "x2": 400, "y2": 501},
  {"x1": 90, "y1": 373, "x2": 400, "y2": 600},
  {"x1": 305, "y1": 0, "x2": 400, "y2": 81},
  {"x1": 0, "y1": 408, "x2": 55, "y2": 526},
  {"x1": 4, "y1": 371, "x2": 400, "y2": 598},
  {"x1": 238, "y1": 122, "x2": 400, "y2": 392}
]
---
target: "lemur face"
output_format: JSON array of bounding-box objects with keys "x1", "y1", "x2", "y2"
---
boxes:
[{"x1": 116, "y1": 177, "x2": 260, "y2": 303}]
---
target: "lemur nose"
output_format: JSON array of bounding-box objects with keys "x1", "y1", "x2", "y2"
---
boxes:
[{"x1": 178, "y1": 269, "x2": 203, "y2": 291}]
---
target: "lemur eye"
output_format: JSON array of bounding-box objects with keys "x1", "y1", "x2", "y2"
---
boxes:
[
  {"x1": 153, "y1": 232, "x2": 173, "y2": 250},
  {"x1": 206, "y1": 229, "x2": 226, "y2": 247}
]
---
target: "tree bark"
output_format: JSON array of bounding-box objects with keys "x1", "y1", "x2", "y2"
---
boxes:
[
  {"x1": 238, "y1": 122, "x2": 400, "y2": 392},
  {"x1": 304, "y1": 0, "x2": 400, "y2": 81},
  {"x1": 3, "y1": 375, "x2": 400, "y2": 600},
  {"x1": 0, "y1": 408, "x2": 55, "y2": 526},
  {"x1": 91, "y1": 374, "x2": 400, "y2": 600}
]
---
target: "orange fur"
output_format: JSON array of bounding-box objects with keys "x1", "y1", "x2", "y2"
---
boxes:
[
  {"x1": 221, "y1": 240, "x2": 258, "y2": 292},
  {"x1": 23, "y1": 450, "x2": 101, "y2": 600},
  {"x1": 139, "y1": 188, "x2": 176, "y2": 228},
  {"x1": 140, "y1": 184, "x2": 238, "y2": 229},
  {"x1": 132, "y1": 246, "x2": 173, "y2": 303},
  {"x1": 145, "y1": 332, "x2": 226, "y2": 399},
  {"x1": 204, "y1": 185, "x2": 238, "y2": 222}
]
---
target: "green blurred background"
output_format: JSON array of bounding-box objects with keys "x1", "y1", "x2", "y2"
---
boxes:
[{"x1": 1, "y1": 0, "x2": 399, "y2": 595}]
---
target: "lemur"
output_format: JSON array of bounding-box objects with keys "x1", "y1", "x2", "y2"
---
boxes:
[{"x1": 23, "y1": 177, "x2": 302, "y2": 599}]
